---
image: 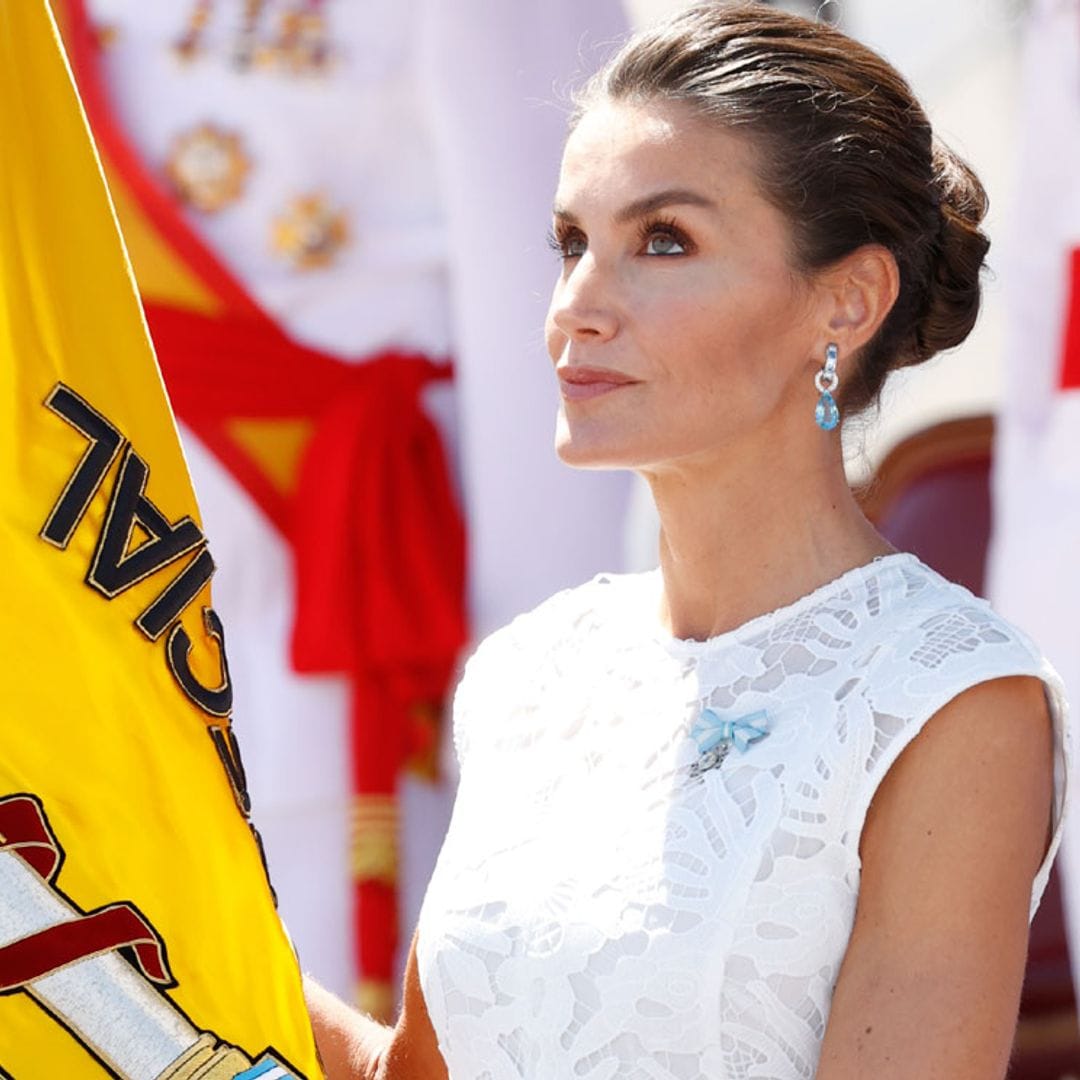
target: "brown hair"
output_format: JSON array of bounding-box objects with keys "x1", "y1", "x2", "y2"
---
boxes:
[{"x1": 573, "y1": 1, "x2": 990, "y2": 415}]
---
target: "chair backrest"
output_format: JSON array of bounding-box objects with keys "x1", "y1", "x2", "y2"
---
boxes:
[{"x1": 860, "y1": 415, "x2": 993, "y2": 595}]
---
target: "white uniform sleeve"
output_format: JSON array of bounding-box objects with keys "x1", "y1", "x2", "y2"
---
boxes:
[{"x1": 415, "y1": 0, "x2": 634, "y2": 639}]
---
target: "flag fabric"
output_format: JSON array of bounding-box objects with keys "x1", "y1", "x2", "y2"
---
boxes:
[
  {"x1": 53, "y1": 0, "x2": 633, "y2": 1009},
  {"x1": 0, "y1": 3, "x2": 320, "y2": 1075},
  {"x1": 987, "y1": 0, "x2": 1080, "y2": 998}
]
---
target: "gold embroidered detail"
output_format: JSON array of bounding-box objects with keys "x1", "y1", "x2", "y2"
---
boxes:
[{"x1": 155, "y1": 1034, "x2": 253, "y2": 1080}]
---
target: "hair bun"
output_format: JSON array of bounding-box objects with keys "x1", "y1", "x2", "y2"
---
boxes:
[{"x1": 912, "y1": 141, "x2": 991, "y2": 362}]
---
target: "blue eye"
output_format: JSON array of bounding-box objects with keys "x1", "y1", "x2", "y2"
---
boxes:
[
  {"x1": 564, "y1": 235, "x2": 587, "y2": 258},
  {"x1": 644, "y1": 232, "x2": 685, "y2": 256},
  {"x1": 638, "y1": 218, "x2": 690, "y2": 256}
]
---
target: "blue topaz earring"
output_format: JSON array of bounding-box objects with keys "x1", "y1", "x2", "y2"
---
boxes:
[{"x1": 814, "y1": 343, "x2": 840, "y2": 431}]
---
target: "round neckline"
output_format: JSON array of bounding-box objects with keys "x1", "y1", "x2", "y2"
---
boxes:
[{"x1": 644, "y1": 551, "x2": 918, "y2": 657}]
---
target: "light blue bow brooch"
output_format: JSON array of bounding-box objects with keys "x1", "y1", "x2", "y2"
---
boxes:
[{"x1": 688, "y1": 708, "x2": 771, "y2": 780}]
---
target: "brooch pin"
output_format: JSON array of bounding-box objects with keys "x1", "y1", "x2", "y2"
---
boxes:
[{"x1": 688, "y1": 708, "x2": 770, "y2": 779}]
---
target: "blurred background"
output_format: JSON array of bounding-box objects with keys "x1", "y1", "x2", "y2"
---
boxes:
[{"x1": 51, "y1": 0, "x2": 1079, "y2": 1074}]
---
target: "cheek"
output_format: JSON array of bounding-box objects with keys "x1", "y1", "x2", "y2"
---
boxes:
[
  {"x1": 636, "y1": 278, "x2": 800, "y2": 409},
  {"x1": 631, "y1": 286, "x2": 735, "y2": 378},
  {"x1": 671, "y1": 267, "x2": 797, "y2": 353}
]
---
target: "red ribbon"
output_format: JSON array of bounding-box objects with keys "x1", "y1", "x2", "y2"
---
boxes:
[
  {"x1": 0, "y1": 795, "x2": 62, "y2": 881},
  {"x1": 0, "y1": 906, "x2": 172, "y2": 990}
]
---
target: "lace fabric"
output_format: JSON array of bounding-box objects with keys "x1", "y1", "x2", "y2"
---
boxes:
[{"x1": 417, "y1": 553, "x2": 1071, "y2": 1079}]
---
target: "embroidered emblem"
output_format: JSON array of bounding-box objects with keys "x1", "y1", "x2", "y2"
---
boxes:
[
  {"x1": 688, "y1": 708, "x2": 770, "y2": 779},
  {"x1": 165, "y1": 123, "x2": 251, "y2": 213},
  {"x1": 0, "y1": 794, "x2": 304, "y2": 1076},
  {"x1": 270, "y1": 192, "x2": 349, "y2": 269}
]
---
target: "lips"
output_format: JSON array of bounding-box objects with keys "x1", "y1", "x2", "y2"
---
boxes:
[{"x1": 557, "y1": 366, "x2": 639, "y2": 402}]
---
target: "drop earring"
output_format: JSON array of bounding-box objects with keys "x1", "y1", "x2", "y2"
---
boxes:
[{"x1": 814, "y1": 343, "x2": 840, "y2": 431}]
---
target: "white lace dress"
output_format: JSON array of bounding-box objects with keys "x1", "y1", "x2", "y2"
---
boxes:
[{"x1": 415, "y1": 553, "x2": 1071, "y2": 1079}]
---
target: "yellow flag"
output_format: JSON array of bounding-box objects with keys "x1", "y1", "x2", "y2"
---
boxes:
[{"x1": 0, "y1": 4, "x2": 321, "y2": 1076}]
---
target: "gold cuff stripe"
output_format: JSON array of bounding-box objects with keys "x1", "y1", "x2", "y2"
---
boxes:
[
  {"x1": 351, "y1": 796, "x2": 399, "y2": 883},
  {"x1": 357, "y1": 978, "x2": 395, "y2": 1023}
]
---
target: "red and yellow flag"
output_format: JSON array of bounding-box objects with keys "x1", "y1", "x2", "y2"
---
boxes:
[{"x1": 0, "y1": 2, "x2": 321, "y2": 1075}]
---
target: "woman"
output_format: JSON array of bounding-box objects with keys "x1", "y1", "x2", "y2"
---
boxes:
[{"x1": 306, "y1": 3, "x2": 1071, "y2": 1076}]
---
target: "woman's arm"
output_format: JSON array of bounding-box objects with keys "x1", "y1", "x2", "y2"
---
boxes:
[
  {"x1": 304, "y1": 929, "x2": 449, "y2": 1080},
  {"x1": 816, "y1": 675, "x2": 1055, "y2": 1079},
  {"x1": 304, "y1": 975, "x2": 390, "y2": 1078}
]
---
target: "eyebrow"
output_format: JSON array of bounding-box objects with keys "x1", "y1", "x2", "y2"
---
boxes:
[{"x1": 552, "y1": 188, "x2": 718, "y2": 226}]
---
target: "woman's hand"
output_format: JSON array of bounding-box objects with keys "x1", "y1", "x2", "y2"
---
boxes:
[
  {"x1": 305, "y1": 929, "x2": 449, "y2": 1080},
  {"x1": 816, "y1": 675, "x2": 1055, "y2": 1079}
]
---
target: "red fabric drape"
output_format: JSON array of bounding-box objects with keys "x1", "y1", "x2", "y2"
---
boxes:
[{"x1": 145, "y1": 302, "x2": 467, "y2": 1003}]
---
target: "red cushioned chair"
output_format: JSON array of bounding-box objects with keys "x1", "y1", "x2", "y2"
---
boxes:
[{"x1": 860, "y1": 415, "x2": 1080, "y2": 1080}]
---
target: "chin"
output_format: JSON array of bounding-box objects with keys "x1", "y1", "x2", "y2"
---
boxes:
[
  {"x1": 555, "y1": 442, "x2": 623, "y2": 470},
  {"x1": 554, "y1": 413, "x2": 644, "y2": 471}
]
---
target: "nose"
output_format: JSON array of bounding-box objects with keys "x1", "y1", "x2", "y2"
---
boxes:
[{"x1": 546, "y1": 256, "x2": 619, "y2": 348}]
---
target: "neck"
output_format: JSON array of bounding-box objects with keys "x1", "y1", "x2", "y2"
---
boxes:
[{"x1": 644, "y1": 421, "x2": 894, "y2": 642}]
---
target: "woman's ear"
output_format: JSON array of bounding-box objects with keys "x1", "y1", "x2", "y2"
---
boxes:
[{"x1": 817, "y1": 244, "x2": 900, "y2": 359}]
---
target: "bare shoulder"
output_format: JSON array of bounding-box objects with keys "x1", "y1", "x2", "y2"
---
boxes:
[
  {"x1": 817, "y1": 675, "x2": 1055, "y2": 1079},
  {"x1": 860, "y1": 674, "x2": 1054, "y2": 877}
]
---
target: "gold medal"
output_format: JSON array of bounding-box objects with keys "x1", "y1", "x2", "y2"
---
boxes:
[
  {"x1": 270, "y1": 193, "x2": 349, "y2": 269},
  {"x1": 164, "y1": 123, "x2": 251, "y2": 214}
]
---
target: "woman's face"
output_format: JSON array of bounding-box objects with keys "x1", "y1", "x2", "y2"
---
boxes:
[{"x1": 545, "y1": 98, "x2": 824, "y2": 475}]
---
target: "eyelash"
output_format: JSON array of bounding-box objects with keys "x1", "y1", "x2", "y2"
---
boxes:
[
  {"x1": 636, "y1": 216, "x2": 690, "y2": 253},
  {"x1": 546, "y1": 226, "x2": 577, "y2": 258},
  {"x1": 546, "y1": 217, "x2": 693, "y2": 260}
]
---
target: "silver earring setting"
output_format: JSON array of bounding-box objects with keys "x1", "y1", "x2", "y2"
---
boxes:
[{"x1": 814, "y1": 343, "x2": 840, "y2": 431}]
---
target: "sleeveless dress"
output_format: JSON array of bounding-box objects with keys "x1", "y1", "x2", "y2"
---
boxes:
[{"x1": 415, "y1": 553, "x2": 1071, "y2": 1079}]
